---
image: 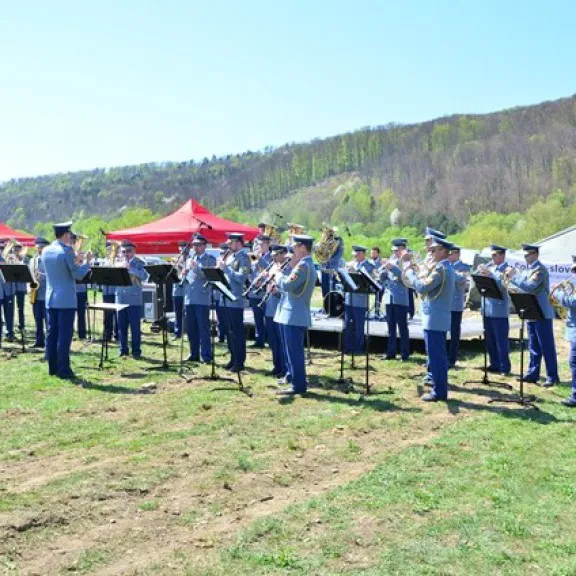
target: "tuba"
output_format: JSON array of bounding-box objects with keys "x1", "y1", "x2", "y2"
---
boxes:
[
  {"x1": 287, "y1": 222, "x2": 305, "y2": 246},
  {"x1": 313, "y1": 224, "x2": 341, "y2": 264}
]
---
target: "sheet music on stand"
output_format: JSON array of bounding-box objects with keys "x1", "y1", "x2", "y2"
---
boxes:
[
  {"x1": 202, "y1": 267, "x2": 237, "y2": 302},
  {"x1": 336, "y1": 267, "x2": 358, "y2": 292},
  {"x1": 358, "y1": 268, "x2": 382, "y2": 293}
]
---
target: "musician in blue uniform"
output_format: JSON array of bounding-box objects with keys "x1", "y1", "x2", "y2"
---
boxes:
[
  {"x1": 219, "y1": 232, "x2": 251, "y2": 372},
  {"x1": 381, "y1": 239, "x2": 410, "y2": 361},
  {"x1": 214, "y1": 242, "x2": 229, "y2": 343},
  {"x1": 115, "y1": 240, "x2": 148, "y2": 358},
  {"x1": 370, "y1": 247, "x2": 385, "y2": 319},
  {"x1": 482, "y1": 245, "x2": 512, "y2": 375},
  {"x1": 274, "y1": 235, "x2": 317, "y2": 395},
  {"x1": 0, "y1": 239, "x2": 16, "y2": 342},
  {"x1": 448, "y1": 245, "x2": 470, "y2": 368},
  {"x1": 183, "y1": 234, "x2": 216, "y2": 363},
  {"x1": 320, "y1": 231, "x2": 344, "y2": 300},
  {"x1": 264, "y1": 244, "x2": 289, "y2": 377},
  {"x1": 508, "y1": 243, "x2": 559, "y2": 386},
  {"x1": 405, "y1": 236, "x2": 455, "y2": 401},
  {"x1": 102, "y1": 241, "x2": 119, "y2": 342},
  {"x1": 248, "y1": 235, "x2": 271, "y2": 348},
  {"x1": 343, "y1": 246, "x2": 374, "y2": 354},
  {"x1": 71, "y1": 234, "x2": 88, "y2": 340},
  {"x1": 172, "y1": 240, "x2": 188, "y2": 340},
  {"x1": 31, "y1": 237, "x2": 49, "y2": 349},
  {"x1": 13, "y1": 243, "x2": 28, "y2": 335},
  {"x1": 42, "y1": 222, "x2": 91, "y2": 379},
  {"x1": 551, "y1": 264, "x2": 576, "y2": 406}
]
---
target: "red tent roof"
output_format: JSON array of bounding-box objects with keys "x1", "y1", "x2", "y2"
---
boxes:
[
  {"x1": 0, "y1": 222, "x2": 35, "y2": 246},
  {"x1": 107, "y1": 200, "x2": 260, "y2": 255}
]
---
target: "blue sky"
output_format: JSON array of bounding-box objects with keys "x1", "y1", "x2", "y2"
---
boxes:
[{"x1": 1, "y1": 0, "x2": 574, "y2": 181}]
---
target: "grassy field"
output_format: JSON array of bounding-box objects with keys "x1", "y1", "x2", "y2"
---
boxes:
[{"x1": 1, "y1": 303, "x2": 576, "y2": 575}]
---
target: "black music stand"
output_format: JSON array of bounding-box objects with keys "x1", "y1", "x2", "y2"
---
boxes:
[
  {"x1": 489, "y1": 293, "x2": 543, "y2": 409},
  {"x1": 464, "y1": 274, "x2": 512, "y2": 389},
  {"x1": 350, "y1": 269, "x2": 382, "y2": 395},
  {"x1": 145, "y1": 264, "x2": 179, "y2": 373},
  {"x1": 202, "y1": 267, "x2": 247, "y2": 393},
  {"x1": 332, "y1": 268, "x2": 358, "y2": 389},
  {"x1": 0, "y1": 264, "x2": 34, "y2": 352},
  {"x1": 87, "y1": 267, "x2": 132, "y2": 368}
]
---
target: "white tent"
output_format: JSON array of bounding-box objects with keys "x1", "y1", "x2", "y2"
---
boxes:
[{"x1": 535, "y1": 225, "x2": 576, "y2": 262}]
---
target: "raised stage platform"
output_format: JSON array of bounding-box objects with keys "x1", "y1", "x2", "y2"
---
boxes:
[{"x1": 243, "y1": 309, "x2": 521, "y2": 342}]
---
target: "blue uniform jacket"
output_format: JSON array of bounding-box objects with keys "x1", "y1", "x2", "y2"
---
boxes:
[
  {"x1": 115, "y1": 257, "x2": 148, "y2": 306},
  {"x1": 346, "y1": 259, "x2": 376, "y2": 308},
  {"x1": 481, "y1": 262, "x2": 510, "y2": 318},
  {"x1": 42, "y1": 240, "x2": 91, "y2": 310},
  {"x1": 0, "y1": 256, "x2": 15, "y2": 297},
  {"x1": 75, "y1": 282, "x2": 87, "y2": 294},
  {"x1": 264, "y1": 289, "x2": 281, "y2": 318},
  {"x1": 222, "y1": 250, "x2": 251, "y2": 309},
  {"x1": 184, "y1": 251, "x2": 216, "y2": 306},
  {"x1": 451, "y1": 260, "x2": 470, "y2": 312},
  {"x1": 406, "y1": 259, "x2": 455, "y2": 332},
  {"x1": 273, "y1": 265, "x2": 292, "y2": 323},
  {"x1": 510, "y1": 260, "x2": 554, "y2": 320},
  {"x1": 555, "y1": 287, "x2": 576, "y2": 341},
  {"x1": 381, "y1": 261, "x2": 408, "y2": 306},
  {"x1": 275, "y1": 256, "x2": 316, "y2": 328},
  {"x1": 325, "y1": 238, "x2": 344, "y2": 270}
]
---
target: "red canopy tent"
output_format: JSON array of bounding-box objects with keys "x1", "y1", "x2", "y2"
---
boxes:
[
  {"x1": 107, "y1": 200, "x2": 260, "y2": 255},
  {"x1": 0, "y1": 222, "x2": 35, "y2": 247}
]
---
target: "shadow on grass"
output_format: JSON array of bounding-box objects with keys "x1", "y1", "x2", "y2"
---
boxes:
[
  {"x1": 279, "y1": 390, "x2": 421, "y2": 413},
  {"x1": 446, "y1": 397, "x2": 565, "y2": 424},
  {"x1": 74, "y1": 378, "x2": 153, "y2": 395}
]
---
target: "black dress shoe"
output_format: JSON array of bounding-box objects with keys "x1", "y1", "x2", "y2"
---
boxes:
[
  {"x1": 486, "y1": 366, "x2": 501, "y2": 373},
  {"x1": 561, "y1": 398, "x2": 576, "y2": 407},
  {"x1": 382, "y1": 356, "x2": 396, "y2": 361},
  {"x1": 224, "y1": 361, "x2": 234, "y2": 370},
  {"x1": 228, "y1": 365, "x2": 244, "y2": 373},
  {"x1": 517, "y1": 375, "x2": 539, "y2": 383},
  {"x1": 543, "y1": 378, "x2": 559, "y2": 388},
  {"x1": 186, "y1": 355, "x2": 200, "y2": 363}
]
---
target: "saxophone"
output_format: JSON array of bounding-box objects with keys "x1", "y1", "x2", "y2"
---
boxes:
[{"x1": 29, "y1": 255, "x2": 40, "y2": 305}]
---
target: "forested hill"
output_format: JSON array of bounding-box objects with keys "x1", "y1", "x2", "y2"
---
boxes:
[{"x1": 2, "y1": 95, "x2": 576, "y2": 231}]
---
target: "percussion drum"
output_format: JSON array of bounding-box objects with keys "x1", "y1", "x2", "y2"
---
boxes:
[{"x1": 323, "y1": 291, "x2": 344, "y2": 317}]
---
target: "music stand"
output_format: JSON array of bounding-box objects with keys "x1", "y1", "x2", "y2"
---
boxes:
[
  {"x1": 464, "y1": 274, "x2": 512, "y2": 389},
  {"x1": 332, "y1": 267, "x2": 358, "y2": 388},
  {"x1": 350, "y1": 269, "x2": 382, "y2": 395},
  {"x1": 87, "y1": 267, "x2": 132, "y2": 368},
  {"x1": 145, "y1": 264, "x2": 180, "y2": 373},
  {"x1": 489, "y1": 293, "x2": 543, "y2": 409},
  {"x1": 202, "y1": 267, "x2": 246, "y2": 392},
  {"x1": 0, "y1": 264, "x2": 34, "y2": 352}
]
